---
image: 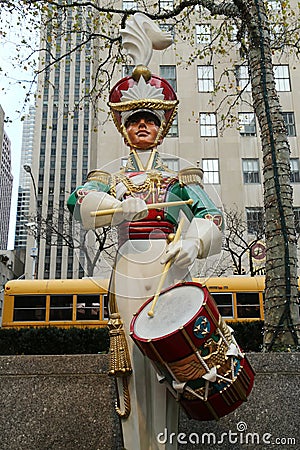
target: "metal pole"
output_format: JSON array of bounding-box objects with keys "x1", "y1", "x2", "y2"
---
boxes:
[{"x1": 24, "y1": 165, "x2": 39, "y2": 279}]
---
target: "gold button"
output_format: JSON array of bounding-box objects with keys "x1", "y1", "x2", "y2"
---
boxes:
[{"x1": 156, "y1": 215, "x2": 162, "y2": 221}]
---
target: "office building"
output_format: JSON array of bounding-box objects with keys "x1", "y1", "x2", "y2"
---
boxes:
[
  {"x1": 15, "y1": 105, "x2": 36, "y2": 248},
  {"x1": 0, "y1": 105, "x2": 13, "y2": 250}
]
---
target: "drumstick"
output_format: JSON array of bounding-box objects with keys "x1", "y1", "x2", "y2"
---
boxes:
[
  {"x1": 90, "y1": 199, "x2": 193, "y2": 217},
  {"x1": 148, "y1": 217, "x2": 185, "y2": 318}
]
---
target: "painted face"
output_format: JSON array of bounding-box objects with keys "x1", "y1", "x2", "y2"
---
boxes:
[{"x1": 125, "y1": 112, "x2": 161, "y2": 150}]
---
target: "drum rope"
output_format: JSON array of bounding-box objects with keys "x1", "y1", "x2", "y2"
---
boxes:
[{"x1": 115, "y1": 376, "x2": 131, "y2": 419}]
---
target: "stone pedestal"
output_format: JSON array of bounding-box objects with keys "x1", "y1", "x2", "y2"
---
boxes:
[{"x1": 0, "y1": 353, "x2": 298, "y2": 449}]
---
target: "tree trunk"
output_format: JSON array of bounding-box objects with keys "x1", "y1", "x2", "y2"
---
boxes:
[{"x1": 247, "y1": 0, "x2": 300, "y2": 350}]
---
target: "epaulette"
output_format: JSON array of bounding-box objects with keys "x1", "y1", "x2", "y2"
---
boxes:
[
  {"x1": 178, "y1": 167, "x2": 204, "y2": 188},
  {"x1": 86, "y1": 169, "x2": 111, "y2": 184}
]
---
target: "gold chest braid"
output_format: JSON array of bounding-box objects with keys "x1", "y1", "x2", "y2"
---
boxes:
[{"x1": 111, "y1": 170, "x2": 176, "y2": 203}]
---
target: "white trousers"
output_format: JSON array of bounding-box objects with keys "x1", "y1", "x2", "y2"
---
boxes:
[{"x1": 113, "y1": 239, "x2": 190, "y2": 450}]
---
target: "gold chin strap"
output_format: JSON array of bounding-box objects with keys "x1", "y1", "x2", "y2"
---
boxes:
[
  {"x1": 154, "y1": 120, "x2": 166, "y2": 146},
  {"x1": 130, "y1": 148, "x2": 157, "y2": 171}
]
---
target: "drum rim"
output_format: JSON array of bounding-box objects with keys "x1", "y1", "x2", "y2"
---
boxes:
[{"x1": 130, "y1": 281, "x2": 208, "y2": 341}]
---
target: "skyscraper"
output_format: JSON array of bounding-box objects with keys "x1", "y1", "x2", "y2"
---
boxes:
[
  {"x1": 15, "y1": 105, "x2": 36, "y2": 249},
  {"x1": 24, "y1": 6, "x2": 92, "y2": 279},
  {"x1": 0, "y1": 105, "x2": 13, "y2": 250}
]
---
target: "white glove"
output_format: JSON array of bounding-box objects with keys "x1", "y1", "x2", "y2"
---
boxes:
[
  {"x1": 161, "y1": 217, "x2": 223, "y2": 267},
  {"x1": 80, "y1": 191, "x2": 121, "y2": 229},
  {"x1": 185, "y1": 218, "x2": 223, "y2": 258},
  {"x1": 114, "y1": 197, "x2": 148, "y2": 223},
  {"x1": 161, "y1": 238, "x2": 200, "y2": 268}
]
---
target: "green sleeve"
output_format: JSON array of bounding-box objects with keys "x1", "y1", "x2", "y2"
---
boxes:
[
  {"x1": 67, "y1": 180, "x2": 111, "y2": 221},
  {"x1": 165, "y1": 181, "x2": 224, "y2": 231},
  {"x1": 67, "y1": 189, "x2": 82, "y2": 214}
]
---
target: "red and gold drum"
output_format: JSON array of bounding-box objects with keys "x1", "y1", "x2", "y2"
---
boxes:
[
  {"x1": 130, "y1": 281, "x2": 255, "y2": 421},
  {"x1": 131, "y1": 281, "x2": 220, "y2": 362}
]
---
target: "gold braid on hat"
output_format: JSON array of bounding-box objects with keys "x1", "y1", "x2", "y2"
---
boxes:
[{"x1": 109, "y1": 64, "x2": 179, "y2": 141}]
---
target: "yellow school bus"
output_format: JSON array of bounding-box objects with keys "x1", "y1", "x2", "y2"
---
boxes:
[
  {"x1": 2, "y1": 275, "x2": 283, "y2": 329},
  {"x1": 201, "y1": 276, "x2": 265, "y2": 322},
  {"x1": 2, "y1": 278, "x2": 109, "y2": 329}
]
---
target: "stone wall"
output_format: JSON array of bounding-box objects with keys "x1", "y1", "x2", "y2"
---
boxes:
[{"x1": 0, "y1": 353, "x2": 298, "y2": 450}]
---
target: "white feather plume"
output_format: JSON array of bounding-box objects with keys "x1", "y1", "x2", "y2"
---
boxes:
[{"x1": 120, "y1": 13, "x2": 173, "y2": 66}]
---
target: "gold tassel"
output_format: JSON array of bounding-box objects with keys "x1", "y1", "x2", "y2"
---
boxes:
[
  {"x1": 108, "y1": 312, "x2": 132, "y2": 377},
  {"x1": 108, "y1": 272, "x2": 132, "y2": 418}
]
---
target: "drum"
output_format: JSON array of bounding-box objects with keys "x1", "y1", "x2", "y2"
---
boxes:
[{"x1": 130, "y1": 281, "x2": 255, "y2": 421}]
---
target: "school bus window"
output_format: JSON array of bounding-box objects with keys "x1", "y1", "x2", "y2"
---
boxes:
[
  {"x1": 50, "y1": 296, "x2": 73, "y2": 321},
  {"x1": 103, "y1": 294, "x2": 109, "y2": 319},
  {"x1": 236, "y1": 292, "x2": 260, "y2": 318},
  {"x1": 76, "y1": 294, "x2": 101, "y2": 320},
  {"x1": 210, "y1": 293, "x2": 234, "y2": 318},
  {"x1": 13, "y1": 296, "x2": 46, "y2": 322}
]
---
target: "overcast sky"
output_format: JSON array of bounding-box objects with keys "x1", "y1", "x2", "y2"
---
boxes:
[{"x1": 0, "y1": 10, "x2": 37, "y2": 249}]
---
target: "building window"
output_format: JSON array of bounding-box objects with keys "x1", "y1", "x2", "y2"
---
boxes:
[
  {"x1": 195, "y1": 24, "x2": 211, "y2": 45},
  {"x1": 159, "y1": 0, "x2": 174, "y2": 10},
  {"x1": 236, "y1": 65, "x2": 251, "y2": 92},
  {"x1": 122, "y1": 156, "x2": 179, "y2": 170},
  {"x1": 267, "y1": 0, "x2": 283, "y2": 45},
  {"x1": 122, "y1": 1, "x2": 137, "y2": 9},
  {"x1": 270, "y1": 23, "x2": 284, "y2": 45},
  {"x1": 122, "y1": 64, "x2": 135, "y2": 77},
  {"x1": 159, "y1": 23, "x2": 175, "y2": 39},
  {"x1": 290, "y1": 158, "x2": 300, "y2": 183},
  {"x1": 197, "y1": 66, "x2": 214, "y2": 92},
  {"x1": 121, "y1": 157, "x2": 128, "y2": 168},
  {"x1": 199, "y1": 113, "x2": 217, "y2": 137},
  {"x1": 160, "y1": 65, "x2": 177, "y2": 91},
  {"x1": 246, "y1": 207, "x2": 264, "y2": 234},
  {"x1": 266, "y1": 0, "x2": 281, "y2": 11},
  {"x1": 274, "y1": 65, "x2": 291, "y2": 91},
  {"x1": 238, "y1": 112, "x2": 256, "y2": 136},
  {"x1": 167, "y1": 113, "x2": 178, "y2": 137},
  {"x1": 242, "y1": 159, "x2": 260, "y2": 183},
  {"x1": 294, "y1": 208, "x2": 300, "y2": 233},
  {"x1": 282, "y1": 112, "x2": 296, "y2": 137},
  {"x1": 202, "y1": 159, "x2": 220, "y2": 184},
  {"x1": 228, "y1": 24, "x2": 239, "y2": 43},
  {"x1": 162, "y1": 157, "x2": 179, "y2": 171}
]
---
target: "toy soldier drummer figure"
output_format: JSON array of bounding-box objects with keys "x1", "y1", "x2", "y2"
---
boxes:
[{"x1": 68, "y1": 14, "x2": 223, "y2": 450}]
